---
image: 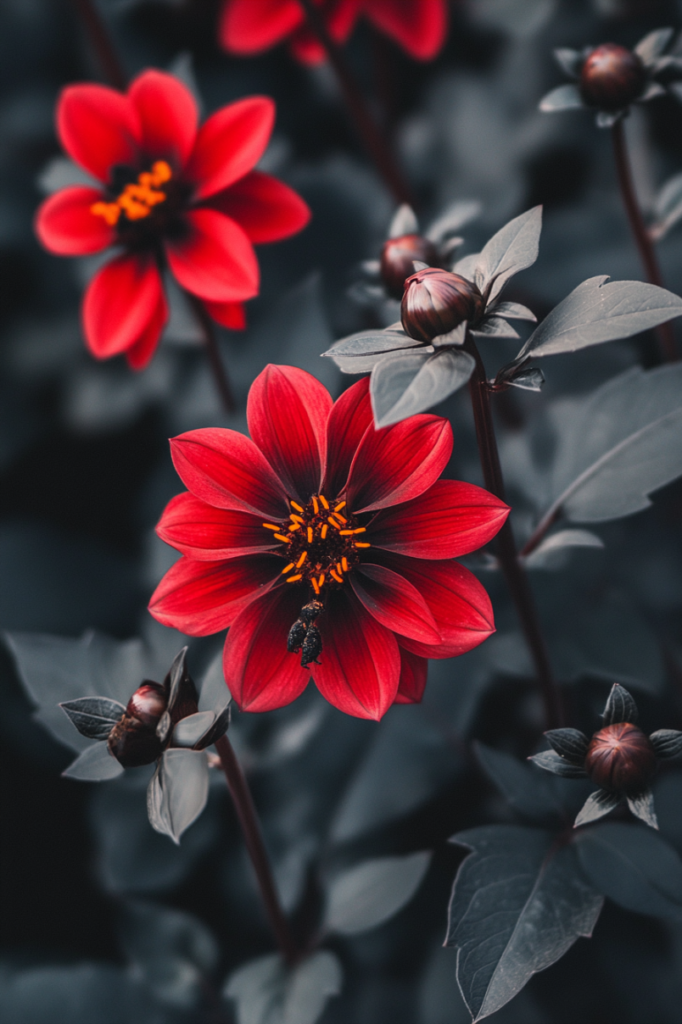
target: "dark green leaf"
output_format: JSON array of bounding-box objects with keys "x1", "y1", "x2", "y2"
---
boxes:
[
  {"x1": 225, "y1": 951, "x2": 342, "y2": 1024},
  {"x1": 474, "y1": 742, "x2": 563, "y2": 821},
  {"x1": 602, "y1": 683, "x2": 638, "y2": 726},
  {"x1": 324, "y1": 852, "x2": 431, "y2": 935},
  {"x1": 60, "y1": 696, "x2": 125, "y2": 740}
]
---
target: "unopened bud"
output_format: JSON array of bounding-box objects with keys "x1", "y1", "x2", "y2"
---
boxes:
[
  {"x1": 380, "y1": 234, "x2": 439, "y2": 298},
  {"x1": 126, "y1": 682, "x2": 167, "y2": 727},
  {"x1": 401, "y1": 268, "x2": 484, "y2": 342},
  {"x1": 585, "y1": 722, "x2": 657, "y2": 792},
  {"x1": 579, "y1": 44, "x2": 646, "y2": 111},
  {"x1": 107, "y1": 681, "x2": 167, "y2": 768}
]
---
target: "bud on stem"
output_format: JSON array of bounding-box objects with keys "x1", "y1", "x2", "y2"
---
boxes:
[{"x1": 401, "y1": 267, "x2": 484, "y2": 342}]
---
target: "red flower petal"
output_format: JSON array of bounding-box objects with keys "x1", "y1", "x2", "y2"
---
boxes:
[
  {"x1": 394, "y1": 648, "x2": 427, "y2": 704},
  {"x1": 129, "y1": 69, "x2": 198, "y2": 169},
  {"x1": 125, "y1": 285, "x2": 169, "y2": 369},
  {"x1": 346, "y1": 414, "x2": 453, "y2": 513},
  {"x1": 289, "y1": 1, "x2": 358, "y2": 64},
  {"x1": 247, "y1": 364, "x2": 332, "y2": 501},
  {"x1": 148, "y1": 553, "x2": 280, "y2": 635},
  {"x1": 82, "y1": 252, "x2": 165, "y2": 359},
  {"x1": 311, "y1": 588, "x2": 401, "y2": 720},
  {"x1": 289, "y1": 27, "x2": 328, "y2": 65},
  {"x1": 369, "y1": 480, "x2": 509, "y2": 559},
  {"x1": 204, "y1": 170, "x2": 310, "y2": 244},
  {"x1": 351, "y1": 563, "x2": 440, "y2": 644},
  {"x1": 223, "y1": 585, "x2": 310, "y2": 712},
  {"x1": 219, "y1": 0, "x2": 304, "y2": 55},
  {"x1": 35, "y1": 187, "x2": 114, "y2": 255},
  {"x1": 57, "y1": 83, "x2": 140, "y2": 183},
  {"x1": 170, "y1": 428, "x2": 289, "y2": 519},
  {"x1": 166, "y1": 209, "x2": 259, "y2": 302},
  {"x1": 323, "y1": 377, "x2": 373, "y2": 497},
  {"x1": 157, "y1": 492, "x2": 279, "y2": 559},
  {"x1": 365, "y1": 0, "x2": 447, "y2": 60},
  {"x1": 185, "y1": 96, "x2": 275, "y2": 200},
  {"x1": 203, "y1": 300, "x2": 246, "y2": 330},
  {"x1": 377, "y1": 553, "x2": 495, "y2": 659}
]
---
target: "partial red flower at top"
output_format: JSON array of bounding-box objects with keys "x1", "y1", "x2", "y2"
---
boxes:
[
  {"x1": 35, "y1": 70, "x2": 311, "y2": 369},
  {"x1": 149, "y1": 365, "x2": 509, "y2": 720},
  {"x1": 219, "y1": 0, "x2": 448, "y2": 65}
]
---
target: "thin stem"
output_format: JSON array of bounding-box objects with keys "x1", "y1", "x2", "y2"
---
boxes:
[
  {"x1": 612, "y1": 119, "x2": 677, "y2": 362},
  {"x1": 465, "y1": 338, "x2": 564, "y2": 730},
  {"x1": 298, "y1": 0, "x2": 413, "y2": 206},
  {"x1": 186, "y1": 293, "x2": 236, "y2": 415},
  {"x1": 214, "y1": 734, "x2": 300, "y2": 966},
  {"x1": 69, "y1": 0, "x2": 127, "y2": 90}
]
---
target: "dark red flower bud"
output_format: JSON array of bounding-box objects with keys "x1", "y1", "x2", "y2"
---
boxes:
[
  {"x1": 579, "y1": 44, "x2": 646, "y2": 111},
  {"x1": 107, "y1": 681, "x2": 167, "y2": 768},
  {"x1": 380, "y1": 234, "x2": 439, "y2": 298},
  {"x1": 126, "y1": 682, "x2": 167, "y2": 727},
  {"x1": 401, "y1": 268, "x2": 484, "y2": 342},
  {"x1": 585, "y1": 722, "x2": 657, "y2": 792}
]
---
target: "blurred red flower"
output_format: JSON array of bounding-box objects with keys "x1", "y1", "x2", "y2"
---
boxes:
[
  {"x1": 35, "y1": 70, "x2": 310, "y2": 368},
  {"x1": 219, "y1": 0, "x2": 448, "y2": 65},
  {"x1": 149, "y1": 366, "x2": 508, "y2": 720}
]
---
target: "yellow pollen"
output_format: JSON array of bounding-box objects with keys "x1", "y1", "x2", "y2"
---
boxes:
[
  {"x1": 296, "y1": 551, "x2": 308, "y2": 568},
  {"x1": 321, "y1": 524, "x2": 328, "y2": 540},
  {"x1": 319, "y1": 495, "x2": 329, "y2": 509},
  {"x1": 288, "y1": 524, "x2": 301, "y2": 531},
  {"x1": 307, "y1": 527, "x2": 314, "y2": 544},
  {"x1": 334, "y1": 513, "x2": 348, "y2": 523},
  {"x1": 281, "y1": 562, "x2": 295, "y2": 574},
  {"x1": 287, "y1": 574, "x2": 303, "y2": 583},
  {"x1": 352, "y1": 527, "x2": 366, "y2": 534},
  {"x1": 290, "y1": 514, "x2": 304, "y2": 524},
  {"x1": 312, "y1": 496, "x2": 319, "y2": 514},
  {"x1": 262, "y1": 523, "x2": 279, "y2": 531},
  {"x1": 328, "y1": 517, "x2": 341, "y2": 530},
  {"x1": 290, "y1": 501, "x2": 304, "y2": 513},
  {"x1": 355, "y1": 542, "x2": 371, "y2": 548},
  {"x1": 318, "y1": 574, "x2": 325, "y2": 587},
  {"x1": 339, "y1": 530, "x2": 353, "y2": 536},
  {"x1": 91, "y1": 161, "x2": 171, "y2": 225},
  {"x1": 342, "y1": 557, "x2": 349, "y2": 571},
  {"x1": 274, "y1": 533, "x2": 291, "y2": 543},
  {"x1": 334, "y1": 501, "x2": 346, "y2": 511},
  {"x1": 330, "y1": 569, "x2": 343, "y2": 583},
  {"x1": 311, "y1": 578, "x2": 320, "y2": 594}
]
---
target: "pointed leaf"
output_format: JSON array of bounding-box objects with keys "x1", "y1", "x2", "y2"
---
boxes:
[
  {"x1": 431, "y1": 322, "x2": 467, "y2": 348},
  {"x1": 475, "y1": 207, "x2": 543, "y2": 302},
  {"x1": 323, "y1": 330, "x2": 423, "y2": 374},
  {"x1": 553, "y1": 48, "x2": 583, "y2": 77},
  {"x1": 529, "y1": 749, "x2": 588, "y2": 778},
  {"x1": 650, "y1": 729, "x2": 682, "y2": 759},
  {"x1": 574, "y1": 789, "x2": 621, "y2": 827},
  {"x1": 627, "y1": 790, "x2": 659, "y2": 830},
  {"x1": 544, "y1": 728, "x2": 589, "y2": 762},
  {"x1": 452, "y1": 251, "x2": 480, "y2": 279},
  {"x1": 524, "y1": 529, "x2": 603, "y2": 569},
  {"x1": 146, "y1": 749, "x2": 209, "y2": 844},
  {"x1": 225, "y1": 951, "x2": 342, "y2": 1024},
  {"x1": 157, "y1": 646, "x2": 190, "y2": 743},
  {"x1": 388, "y1": 204, "x2": 418, "y2": 238},
  {"x1": 324, "y1": 852, "x2": 431, "y2": 935},
  {"x1": 470, "y1": 316, "x2": 520, "y2": 340},
  {"x1": 519, "y1": 277, "x2": 682, "y2": 360},
  {"x1": 426, "y1": 200, "x2": 480, "y2": 243},
  {"x1": 447, "y1": 826, "x2": 603, "y2": 1022},
  {"x1": 507, "y1": 366, "x2": 545, "y2": 392},
  {"x1": 63, "y1": 742, "x2": 125, "y2": 781},
  {"x1": 602, "y1": 683, "x2": 638, "y2": 725},
  {"x1": 539, "y1": 84, "x2": 584, "y2": 112},
  {"x1": 634, "y1": 27, "x2": 674, "y2": 64},
  {"x1": 370, "y1": 349, "x2": 475, "y2": 427},
  {"x1": 596, "y1": 110, "x2": 623, "y2": 129},
  {"x1": 575, "y1": 822, "x2": 682, "y2": 918},
  {"x1": 474, "y1": 742, "x2": 563, "y2": 821},
  {"x1": 490, "y1": 301, "x2": 537, "y2": 322},
  {"x1": 172, "y1": 710, "x2": 216, "y2": 748},
  {"x1": 60, "y1": 696, "x2": 125, "y2": 739}
]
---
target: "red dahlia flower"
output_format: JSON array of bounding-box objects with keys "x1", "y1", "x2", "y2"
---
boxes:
[
  {"x1": 219, "y1": 0, "x2": 448, "y2": 65},
  {"x1": 35, "y1": 70, "x2": 310, "y2": 368},
  {"x1": 149, "y1": 365, "x2": 509, "y2": 720}
]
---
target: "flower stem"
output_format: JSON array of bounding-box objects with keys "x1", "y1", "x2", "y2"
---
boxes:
[
  {"x1": 214, "y1": 734, "x2": 300, "y2": 966},
  {"x1": 298, "y1": 0, "x2": 413, "y2": 206},
  {"x1": 612, "y1": 119, "x2": 677, "y2": 362},
  {"x1": 186, "y1": 293, "x2": 237, "y2": 415},
  {"x1": 466, "y1": 338, "x2": 564, "y2": 730},
  {"x1": 69, "y1": 0, "x2": 127, "y2": 90}
]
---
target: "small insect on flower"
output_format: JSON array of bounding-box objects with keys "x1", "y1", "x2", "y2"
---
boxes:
[
  {"x1": 529, "y1": 682, "x2": 682, "y2": 829},
  {"x1": 149, "y1": 365, "x2": 510, "y2": 720}
]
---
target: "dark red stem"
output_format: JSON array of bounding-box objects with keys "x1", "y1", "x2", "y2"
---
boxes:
[
  {"x1": 215, "y1": 734, "x2": 299, "y2": 966},
  {"x1": 298, "y1": 0, "x2": 413, "y2": 206},
  {"x1": 69, "y1": 0, "x2": 127, "y2": 90},
  {"x1": 466, "y1": 338, "x2": 564, "y2": 730},
  {"x1": 186, "y1": 293, "x2": 237, "y2": 415},
  {"x1": 612, "y1": 119, "x2": 677, "y2": 362}
]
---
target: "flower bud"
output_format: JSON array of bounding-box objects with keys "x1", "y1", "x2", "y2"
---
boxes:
[
  {"x1": 579, "y1": 44, "x2": 646, "y2": 111},
  {"x1": 107, "y1": 681, "x2": 167, "y2": 768},
  {"x1": 380, "y1": 234, "x2": 439, "y2": 298},
  {"x1": 585, "y1": 722, "x2": 657, "y2": 792},
  {"x1": 401, "y1": 268, "x2": 484, "y2": 342}
]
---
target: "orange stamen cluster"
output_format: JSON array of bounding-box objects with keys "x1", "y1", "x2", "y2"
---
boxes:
[
  {"x1": 91, "y1": 161, "x2": 172, "y2": 226},
  {"x1": 263, "y1": 495, "x2": 368, "y2": 594}
]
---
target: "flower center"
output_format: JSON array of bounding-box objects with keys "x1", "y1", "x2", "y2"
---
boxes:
[
  {"x1": 263, "y1": 495, "x2": 370, "y2": 595},
  {"x1": 91, "y1": 161, "x2": 173, "y2": 227}
]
